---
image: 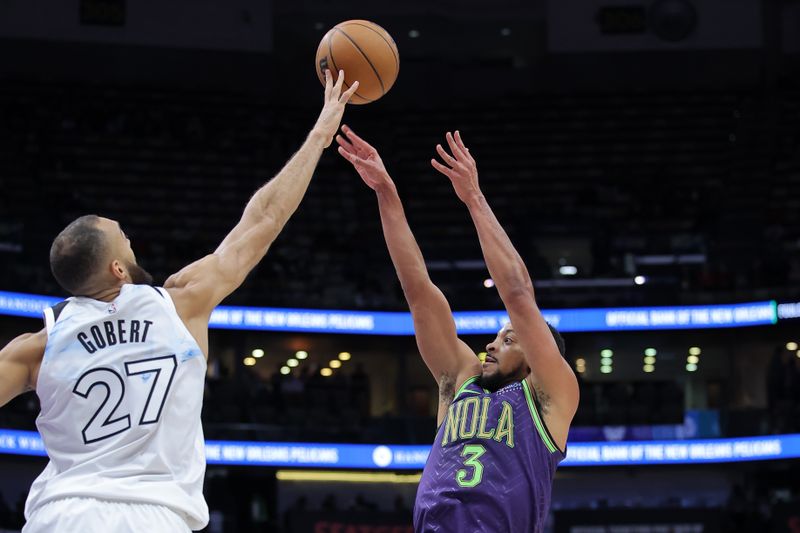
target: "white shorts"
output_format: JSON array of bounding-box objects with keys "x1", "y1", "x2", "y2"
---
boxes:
[{"x1": 23, "y1": 497, "x2": 192, "y2": 533}]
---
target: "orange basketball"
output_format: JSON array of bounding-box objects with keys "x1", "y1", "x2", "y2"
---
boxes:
[{"x1": 315, "y1": 20, "x2": 399, "y2": 105}]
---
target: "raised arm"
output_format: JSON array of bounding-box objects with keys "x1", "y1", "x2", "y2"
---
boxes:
[
  {"x1": 432, "y1": 131, "x2": 578, "y2": 447},
  {"x1": 0, "y1": 330, "x2": 47, "y2": 407},
  {"x1": 337, "y1": 126, "x2": 480, "y2": 421},
  {"x1": 164, "y1": 71, "x2": 359, "y2": 326}
]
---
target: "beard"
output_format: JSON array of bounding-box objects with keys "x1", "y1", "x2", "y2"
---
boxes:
[
  {"x1": 479, "y1": 369, "x2": 508, "y2": 392},
  {"x1": 479, "y1": 361, "x2": 529, "y2": 392},
  {"x1": 127, "y1": 260, "x2": 154, "y2": 285}
]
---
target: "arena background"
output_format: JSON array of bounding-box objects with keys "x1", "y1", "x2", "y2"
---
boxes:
[{"x1": 0, "y1": 0, "x2": 799, "y2": 531}]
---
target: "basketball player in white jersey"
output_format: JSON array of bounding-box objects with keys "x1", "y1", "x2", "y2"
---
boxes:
[{"x1": 0, "y1": 71, "x2": 359, "y2": 532}]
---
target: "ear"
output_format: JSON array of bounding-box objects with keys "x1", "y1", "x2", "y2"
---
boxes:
[{"x1": 110, "y1": 259, "x2": 127, "y2": 282}]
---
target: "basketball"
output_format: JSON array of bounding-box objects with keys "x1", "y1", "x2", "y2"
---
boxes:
[{"x1": 315, "y1": 20, "x2": 399, "y2": 105}]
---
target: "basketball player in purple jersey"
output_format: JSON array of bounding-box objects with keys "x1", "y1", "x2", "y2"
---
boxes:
[{"x1": 338, "y1": 127, "x2": 579, "y2": 532}]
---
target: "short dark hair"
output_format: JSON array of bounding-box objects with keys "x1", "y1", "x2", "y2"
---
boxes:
[
  {"x1": 546, "y1": 322, "x2": 566, "y2": 357},
  {"x1": 50, "y1": 215, "x2": 107, "y2": 294}
]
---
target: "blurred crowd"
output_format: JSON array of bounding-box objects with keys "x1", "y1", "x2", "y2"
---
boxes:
[
  {"x1": 202, "y1": 363, "x2": 374, "y2": 442},
  {"x1": 767, "y1": 347, "x2": 800, "y2": 434},
  {"x1": 1, "y1": 82, "x2": 799, "y2": 311}
]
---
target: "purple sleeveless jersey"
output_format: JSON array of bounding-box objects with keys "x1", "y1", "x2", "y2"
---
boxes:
[{"x1": 414, "y1": 377, "x2": 565, "y2": 532}]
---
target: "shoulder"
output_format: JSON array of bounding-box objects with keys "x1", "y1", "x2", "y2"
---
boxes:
[
  {"x1": 2, "y1": 330, "x2": 47, "y2": 391},
  {"x1": 164, "y1": 255, "x2": 226, "y2": 313},
  {"x1": 164, "y1": 254, "x2": 220, "y2": 290},
  {"x1": 9, "y1": 330, "x2": 47, "y2": 361}
]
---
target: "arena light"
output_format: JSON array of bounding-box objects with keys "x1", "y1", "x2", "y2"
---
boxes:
[
  {"x1": 600, "y1": 365, "x2": 613, "y2": 374},
  {"x1": 287, "y1": 359, "x2": 299, "y2": 368},
  {"x1": 643, "y1": 364, "x2": 655, "y2": 373},
  {"x1": 483, "y1": 278, "x2": 495, "y2": 288},
  {"x1": 601, "y1": 357, "x2": 613, "y2": 366},
  {"x1": 689, "y1": 346, "x2": 702, "y2": 356},
  {"x1": 338, "y1": 352, "x2": 351, "y2": 361},
  {"x1": 321, "y1": 368, "x2": 333, "y2": 377},
  {"x1": 634, "y1": 275, "x2": 647, "y2": 285},
  {"x1": 280, "y1": 366, "x2": 291, "y2": 375},
  {"x1": 787, "y1": 342, "x2": 798, "y2": 351},
  {"x1": 686, "y1": 363, "x2": 698, "y2": 372},
  {"x1": 408, "y1": 29, "x2": 420, "y2": 38},
  {"x1": 276, "y1": 470, "x2": 422, "y2": 484},
  {"x1": 330, "y1": 360, "x2": 342, "y2": 369},
  {"x1": 296, "y1": 350, "x2": 308, "y2": 359},
  {"x1": 797, "y1": 350, "x2": 800, "y2": 359},
  {"x1": 559, "y1": 265, "x2": 578, "y2": 276},
  {"x1": 252, "y1": 349, "x2": 265, "y2": 358},
  {"x1": 644, "y1": 348, "x2": 657, "y2": 357},
  {"x1": 243, "y1": 357, "x2": 257, "y2": 367},
  {"x1": 644, "y1": 356, "x2": 656, "y2": 365},
  {"x1": 687, "y1": 355, "x2": 700, "y2": 365},
  {"x1": 600, "y1": 349, "x2": 613, "y2": 358}
]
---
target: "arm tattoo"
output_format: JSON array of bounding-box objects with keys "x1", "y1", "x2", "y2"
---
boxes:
[
  {"x1": 439, "y1": 374, "x2": 456, "y2": 406},
  {"x1": 534, "y1": 385, "x2": 552, "y2": 416}
]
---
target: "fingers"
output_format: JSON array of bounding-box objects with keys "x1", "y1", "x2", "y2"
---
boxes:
[
  {"x1": 341, "y1": 124, "x2": 374, "y2": 152},
  {"x1": 454, "y1": 130, "x2": 474, "y2": 163},
  {"x1": 435, "y1": 143, "x2": 458, "y2": 167},
  {"x1": 431, "y1": 158, "x2": 455, "y2": 178},
  {"x1": 445, "y1": 131, "x2": 468, "y2": 161},
  {"x1": 332, "y1": 69, "x2": 346, "y2": 97},
  {"x1": 335, "y1": 134, "x2": 356, "y2": 154},
  {"x1": 339, "y1": 80, "x2": 360, "y2": 103},
  {"x1": 324, "y1": 69, "x2": 333, "y2": 100},
  {"x1": 337, "y1": 145, "x2": 360, "y2": 164}
]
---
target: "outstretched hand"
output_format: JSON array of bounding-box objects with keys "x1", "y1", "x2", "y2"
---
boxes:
[
  {"x1": 314, "y1": 70, "x2": 360, "y2": 148},
  {"x1": 431, "y1": 131, "x2": 481, "y2": 203},
  {"x1": 336, "y1": 125, "x2": 394, "y2": 191}
]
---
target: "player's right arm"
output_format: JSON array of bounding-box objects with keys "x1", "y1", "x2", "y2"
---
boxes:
[
  {"x1": 0, "y1": 330, "x2": 47, "y2": 407},
  {"x1": 163, "y1": 72, "x2": 359, "y2": 352},
  {"x1": 337, "y1": 126, "x2": 481, "y2": 424}
]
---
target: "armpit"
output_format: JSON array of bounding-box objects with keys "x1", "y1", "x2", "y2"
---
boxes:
[
  {"x1": 438, "y1": 374, "x2": 456, "y2": 406},
  {"x1": 534, "y1": 385, "x2": 552, "y2": 415}
]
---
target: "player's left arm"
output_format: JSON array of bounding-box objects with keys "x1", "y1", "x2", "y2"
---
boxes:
[
  {"x1": 163, "y1": 72, "x2": 358, "y2": 326},
  {"x1": 432, "y1": 131, "x2": 579, "y2": 450},
  {"x1": 0, "y1": 330, "x2": 47, "y2": 408}
]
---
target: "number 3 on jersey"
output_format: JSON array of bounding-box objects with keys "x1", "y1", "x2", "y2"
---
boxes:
[
  {"x1": 72, "y1": 355, "x2": 177, "y2": 444},
  {"x1": 456, "y1": 444, "x2": 486, "y2": 487}
]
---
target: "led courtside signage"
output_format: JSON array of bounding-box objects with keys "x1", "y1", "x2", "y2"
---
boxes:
[
  {"x1": 0, "y1": 290, "x2": 778, "y2": 334},
  {"x1": 2, "y1": 429, "x2": 799, "y2": 468}
]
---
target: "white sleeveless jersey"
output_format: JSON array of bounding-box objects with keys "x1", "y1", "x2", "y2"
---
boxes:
[{"x1": 25, "y1": 284, "x2": 209, "y2": 530}]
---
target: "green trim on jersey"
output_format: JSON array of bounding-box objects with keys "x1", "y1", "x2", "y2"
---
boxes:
[
  {"x1": 521, "y1": 379, "x2": 558, "y2": 454},
  {"x1": 454, "y1": 375, "x2": 481, "y2": 400}
]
